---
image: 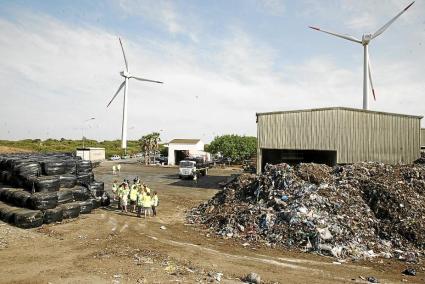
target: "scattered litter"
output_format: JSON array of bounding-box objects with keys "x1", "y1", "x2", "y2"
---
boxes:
[
  {"x1": 244, "y1": 272, "x2": 261, "y2": 284},
  {"x1": 160, "y1": 226, "x2": 166, "y2": 230},
  {"x1": 366, "y1": 276, "x2": 379, "y2": 283},
  {"x1": 402, "y1": 268, "x2": 416, "y2": 276}
]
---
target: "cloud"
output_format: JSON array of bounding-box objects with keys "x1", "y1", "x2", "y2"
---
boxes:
[
  {"x1": 118, "y1": 0, "x2": 199, "y2": 42},
  {"x1": 257, "y1": 0, "x2": 286, "y2": 16}
]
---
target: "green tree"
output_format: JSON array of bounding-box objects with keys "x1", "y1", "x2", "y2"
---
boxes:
[{"x1": 208, "y1": 134, "x2": 256, "y2": 163}]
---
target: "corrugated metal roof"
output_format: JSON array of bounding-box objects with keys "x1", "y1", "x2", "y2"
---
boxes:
[
  {"x1": 256, "y1": 107, "x2": 423, "y2": 119},
  {"x1": 169, "y1": 139, "x2": 201, "y2": 144}
]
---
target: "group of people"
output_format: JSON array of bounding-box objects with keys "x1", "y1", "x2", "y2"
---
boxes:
[{"x1": 111, "y1": 178, "x2": 159, "y2": 218}]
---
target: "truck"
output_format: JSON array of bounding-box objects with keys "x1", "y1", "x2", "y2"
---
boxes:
[{"x1": 178, "y1": 158, "x2": 209, "y2": 180}]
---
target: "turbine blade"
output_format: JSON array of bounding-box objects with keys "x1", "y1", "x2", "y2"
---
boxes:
[
  {"x1": 309, "y1": 26, "x2": 362, "y2": 43},
  {"x1": 107, "y1": 81, "x2": 126, "y2": 107},
  {"x1": 131, "y1": 76, "x2": 163, "y2": 84},
  {"x1": 372, "y1": 1, "x2": 415, "y2": 39},
  {"x1": 367, "y1": 54, "x2": 376, "y2": 101},
  {"x1": 119, "y1": 37, "x2": 129, "y2": 72}
]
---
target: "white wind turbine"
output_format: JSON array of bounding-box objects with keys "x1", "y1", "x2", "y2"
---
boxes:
[
  {"x1": 107, "y1": 38, "x2": 163, "y2": 152},
  {"x1": 309, "y1": 1, "x2": 414, "y2": 110}
]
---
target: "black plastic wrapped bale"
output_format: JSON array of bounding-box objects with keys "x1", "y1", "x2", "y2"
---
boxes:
[
  {"x1": 0, "y1": 202, "x2": 9, "y2": 219},
  {"x1": 28, "y1": 192, "x2": 58, "y2": 210},
  {"x1": 0, "y1": 185, "x2": 13, "y2": 200},
  {"x1": 13, "y1": 162, "x2": 41, "y2": 177},
  {"x1": 59, "y1": 174, "x2": 77, "y2": 188},
  {"x1": 34, "y1": 175, "x2": 60, "y2": 192},
  {"x1": 77, "y1": 173, "x2": 93, "y2": 185},
  {"x1": 1, "y1": 171, "x2": 12, "y2": 184},
  {"x1": 43, "y1": 207, "x2": 64, "y2": 224},
  {"x1": 60, "y1": 202, "x2": 81, "y2": 219},
  {"x1": 79, "y1": 200, "x2": 93, "y2": 214},
  {"x1": 77, "y1": 160, "x2": 92, "y2": 174},
  {"x1": 3, "y1": 188, "x2": 24, "y2": 204},
  {"x1": 10, "y1": 190, "x2": 31, "y2": 208},
  {"x1": 14, "y1": 209, "x2": 44, "y2": 228},
  {"x1": 57, "y1": 189, "x2": 74, "y2": 204},
  {"x1": 71, "y1": 186, "x2": 91, "y2": 201},
  {"x1": 0, "y1": 206, "x2": 23, "y2": 223},
  {"x1": 90, "y1": 198, "x2": 101, "y2": 209},
  {"x1": 63, "y1": 160, "x2": 77, "y2": 174},
  {"x1": 42, "y1": 160, "x2": 67, "y2": 175},
  {"x1": 100, "y1": 192, "x2": 111, "y2": 207},
  {"x1": 89, "y1": 181, "x2": 104, "y2": 197}
]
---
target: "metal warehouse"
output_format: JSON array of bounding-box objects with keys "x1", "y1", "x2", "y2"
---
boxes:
[
  {"x1": 421, "y1": 128, "x2": 425, "y2": 149},
  {"x1": 256, "y1": 107, "x2": 422, "y2": 173}
]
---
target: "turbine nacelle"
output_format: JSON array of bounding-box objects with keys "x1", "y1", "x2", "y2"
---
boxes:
[
  {"x1": 361, "y1": 34, "x2": 372, "y2": 45},
  {"x1": 120, "y1": 70, "x2": 131, "y2": 78}
]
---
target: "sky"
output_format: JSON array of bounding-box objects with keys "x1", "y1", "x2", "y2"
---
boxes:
[{"x1": 0, "y1": 0, "x2": 424, "y2": 143}]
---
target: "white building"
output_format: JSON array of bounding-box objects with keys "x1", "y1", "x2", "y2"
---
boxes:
[
  {"x1": 76, "y1": 147, "x2": 105, "y2": 161},
  {"x1": 167, "y1": 139, "x2": 209, "y2": 165}
]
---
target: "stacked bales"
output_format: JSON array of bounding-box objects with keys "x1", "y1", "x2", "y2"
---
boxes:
[{"x1": 0, "y1": 153, "x2": 109, "y2": 228}]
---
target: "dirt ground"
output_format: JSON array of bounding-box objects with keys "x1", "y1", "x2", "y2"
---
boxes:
[
  {"x1": 0, "y1": 161, "x2": 424, "y2": 284},
  {"x1": 0, "y1": 146, "x2": 33, "y2": 154}
]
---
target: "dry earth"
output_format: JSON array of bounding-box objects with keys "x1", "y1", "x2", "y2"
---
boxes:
[
  {"x1": 0, "y1": 161, "x2": 424, "y2": 283},
  {"x1": 0, "y1": 146, "x2": 33, "y2": 154}
]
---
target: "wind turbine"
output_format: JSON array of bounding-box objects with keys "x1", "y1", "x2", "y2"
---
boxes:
[
  {"x1": 107, "y1": 38, "x2": 163, "y2": 152},
  {"x1": 309, "y1": 1, "x2": 414, "y2": 110}
]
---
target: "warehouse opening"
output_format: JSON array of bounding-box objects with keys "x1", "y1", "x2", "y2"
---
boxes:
[
  {"x1": 261, "y1": 149, "x2": 337, "y2": 169},
  {"x1": 174, "y1": 150, "x2": 187, "y2": 164}
]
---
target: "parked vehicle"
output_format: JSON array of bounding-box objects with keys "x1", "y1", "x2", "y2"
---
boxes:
[
  {"x1": 109, "y1": 155, "x2": 121, "y2": 161},
  {"x1": 158, "y1": 156, "x2": 168, "y2": 164},
  {"x1": 178, "y1": 158, "x2": 209, "y2": 180},
  {"x1": 121, "y1": 155, "x2": 130, "y2": 159}
]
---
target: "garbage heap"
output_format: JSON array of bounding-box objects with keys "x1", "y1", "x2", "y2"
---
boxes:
[
  {"x1": 0, "y1": 153, "x2": 110, "y2": 229},
  {"x1": 188, "y1": 162, "x2": 425, "y2": 260}
]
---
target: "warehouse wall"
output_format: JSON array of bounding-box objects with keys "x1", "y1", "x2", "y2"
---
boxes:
[
  {"x1": 257, "y1": 108, "x2": 422, "y2": 171},
  {"x1": 421, "y1": 128, "x2": 425, "y2": 148}
]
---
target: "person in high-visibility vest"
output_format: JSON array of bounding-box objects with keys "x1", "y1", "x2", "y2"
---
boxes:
[
  {"x1": 142, "y1": 192, "x2": 152, "y2": 218},
  {"x1": 136, "y1": 188, "x2": 146, "y2": 218},
  {"x1": 151, "y1": 191, "x2": 159, "y2": 217},
  {"x1": 111, "y1": 180, "x2": 118, "y2": 201},
  {"x1": 129, "y1": 181, "x2": 139, "y2": 213},
  {"x1": 120, "y1": 183, "x2": 130, "y2": 213},
  {"x1": 116, "y1": 182, "x2": 125, "y2": 210},
  {"x1": 143, "y1": 183, "x2": 151, "y2": 194}
]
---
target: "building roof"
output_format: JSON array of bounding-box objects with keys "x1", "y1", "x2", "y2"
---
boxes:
[
  {"x1": 256, "y1": 107, "x2": 423, "y2": 119},
  {"x1": 169, "y1": 139, "x2": 201, "y2": 144},
  {"x1": 76, "y1": 147, "x2": 105, "y2": 150}
]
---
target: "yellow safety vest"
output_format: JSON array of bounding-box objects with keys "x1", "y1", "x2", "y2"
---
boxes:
[
  {"x1": 136, "y1": 192, "x2": 145, "y2": 206},
  {"x1": 142, "y1": 195, "x2": 152, "y2": 207},
  {"x1": 129, "y1": 188, "x2": 138, "y2": 201}
]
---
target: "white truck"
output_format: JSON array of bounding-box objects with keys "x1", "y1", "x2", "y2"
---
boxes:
[{"x1": 178, "y1": 159, "x2": 209, "y2": 180}]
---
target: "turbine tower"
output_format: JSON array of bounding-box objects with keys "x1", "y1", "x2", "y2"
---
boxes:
[
  {"x1": 309, "y1": 1, "x2": 414, "y2": 110},
  {"x1": 107, "y1": 38, "x2": 163, "y2": 152}
]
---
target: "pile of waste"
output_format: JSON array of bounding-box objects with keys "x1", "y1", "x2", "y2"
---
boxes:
[
  {"x1": 188, "y1": 162, "x2": 425, "y2": 260},
  {"x1": 0, "y1": 153, "x2": 110, "y2": 228}
]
